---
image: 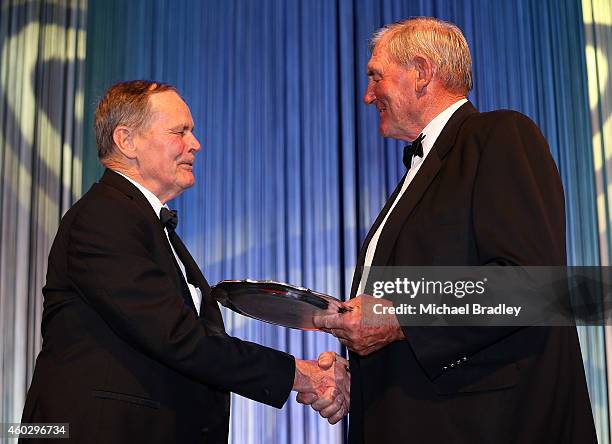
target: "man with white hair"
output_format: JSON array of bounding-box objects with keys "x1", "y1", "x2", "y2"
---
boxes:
[{"x1": 315, "y1": 17, "x2": 596, "y2": 443}]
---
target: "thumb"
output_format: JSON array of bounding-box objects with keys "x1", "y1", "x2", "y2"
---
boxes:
[
  {"x1": 317, "y1": 351, "x2": 336, "y2": 370},
  {"x1": 296, "y1": 392, "x2": 318, "y2": 405}
]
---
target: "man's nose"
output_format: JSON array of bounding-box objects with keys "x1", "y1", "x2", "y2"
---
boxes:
[
  {"x1": 363, "y1": 83, "x2": 376, "y2": 105},
  {"x1": 189, "y1": 132, "x2": 201, "y2": 152}
]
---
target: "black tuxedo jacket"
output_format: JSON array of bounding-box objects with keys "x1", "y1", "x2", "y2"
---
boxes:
[
  {"x1": 21, "y1": 170, "x2": 295, "y2": 444},
  {"x1": 347, "y1": 102, "x2": 597, "y2": 443}
]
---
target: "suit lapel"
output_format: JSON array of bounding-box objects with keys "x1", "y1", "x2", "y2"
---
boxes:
[
  {"x1": 99, "y1": 170, "x2": 224, "y2": 329},
  {"x1": 369, "y1": 153, "x2": 442, "y2": 268},
  {"x1": 169, "y1": 233, "x2": 210, "y2": 292},
  {"x1": 349, "y1": 176, "x2": 407, "y2": 297},
  {"x1": 363, "y1": 102, "x2": 478, "y2": 278},
  {"x1": 169, "y1": 232, "x2": 225, "y2": 330},
  {"x1": 100, "y1": 169, "x2": 191, "y2": 294},
  {"x1": 99, "y1": 171, "x2": 173, "y2": 262}
]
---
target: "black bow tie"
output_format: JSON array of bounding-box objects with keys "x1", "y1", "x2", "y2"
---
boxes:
[
  {"x1": 160, "y1": 207, "x2": 178, "y2": 232},
  {"x1": 403, "y1": 133, "x2": 425, "y2": 169}
]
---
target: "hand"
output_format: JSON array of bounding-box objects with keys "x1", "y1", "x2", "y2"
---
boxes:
[
  {"x1": 293, "y1": 352, "x2": 350, "y2": 424},
  {"x1": 313, "y1": 295, "x2": 405, "y2": 356}
]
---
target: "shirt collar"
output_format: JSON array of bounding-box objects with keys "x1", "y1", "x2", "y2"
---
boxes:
[
  {"x1": 113, "y1": 170, "x2": 166, "y2": 217},
  {"x1": 413, "y1": 98, "x2": 468, "y2": 167}
]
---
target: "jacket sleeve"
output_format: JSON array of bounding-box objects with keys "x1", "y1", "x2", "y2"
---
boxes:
[{"x1": 66, "y1": 196, "x2": 295, "y2": 408}]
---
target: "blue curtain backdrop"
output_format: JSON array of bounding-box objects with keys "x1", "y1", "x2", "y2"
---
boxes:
[
  {"x1": 0, "y1": 0, "x2": 87, "y2": 426},
  {"x1": 81, "y1": 0, "x2": 608, "y2": 442}
]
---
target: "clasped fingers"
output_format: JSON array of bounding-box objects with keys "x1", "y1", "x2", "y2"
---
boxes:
[{"x1": 313, "y1": 387, "x2": 349, "y2": 424}]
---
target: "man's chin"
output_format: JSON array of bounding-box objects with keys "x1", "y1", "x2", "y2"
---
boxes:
[
  {"x1": 378, "y1": 124, "x2": 393, "y2": 139},
  {"x1": 378, "y1": 119, "x2": 395, "y2": 138},
  {"x1": 378, "y1": 123, "x2": 404, "y2": 141},
  {"x1": 378, "y1": 122, "x2": 387, "y2": 137},
  {"x1": 178, "y1": 173, "x2": 196, "y2": 190}
]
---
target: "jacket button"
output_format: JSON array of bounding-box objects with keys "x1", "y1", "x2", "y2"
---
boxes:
[
  {"x1": 201, "y1": 427, "x2": 209, "y2": 434},
  {"x1": 264, "y1": 388, "x2": 271, "y2": 397}
]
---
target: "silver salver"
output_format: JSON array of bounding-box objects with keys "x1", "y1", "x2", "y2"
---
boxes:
[{"x1": 211, "y1": 280, "x2": 351, "y2": 330}]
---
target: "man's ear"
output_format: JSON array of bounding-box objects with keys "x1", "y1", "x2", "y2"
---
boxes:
[
  {"x1": 112, "y1": 125, "x2": 138, "y2": 159},
  {"x1": 413, "y1": 55, "x2": 434, "y2": 94}
]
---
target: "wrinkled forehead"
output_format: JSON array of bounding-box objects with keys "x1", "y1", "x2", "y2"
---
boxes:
[
  {"x1": 148, "y1": 90, "x2": 185, "y2": 109},
  {"x1": 142, "y1": 91, "x2": 194, "y2": 130},
  {"x1": 149, "y1": 91, "x2": 193, "y2": 119},
  {"x1": 367, "y1": 40, "x2": 397, "y2": 72}
]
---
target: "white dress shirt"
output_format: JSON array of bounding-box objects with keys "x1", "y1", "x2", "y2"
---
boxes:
[
  {"x1": 357, "y1": 98, "x2": 468, "y2": 295},
  {"x1": 114, "y1": 171, "x2": 202, "y2": 315}
]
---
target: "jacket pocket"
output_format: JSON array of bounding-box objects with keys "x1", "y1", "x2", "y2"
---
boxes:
[
  {"x1": 433, "y1": 361, "x2": 519, "y2": 395},
  {"x1": 92, "y1": 390, "x2": 160, "y2": 409}
]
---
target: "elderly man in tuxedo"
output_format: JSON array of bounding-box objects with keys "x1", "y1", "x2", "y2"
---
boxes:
[
  {"x1": 315, "y1": 17, "x2": 596, "y2": 444},
  {"x1": 21, "y1": 80, "x2": 349, "y2": 444}
]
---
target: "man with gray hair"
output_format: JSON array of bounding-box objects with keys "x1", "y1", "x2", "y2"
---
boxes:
[
  {"x1": 22, "y1": 80, "x2": 349, "y2": 443},
  {"x1": 315, "y1": 17, "x2": 596, "y2": 443}
]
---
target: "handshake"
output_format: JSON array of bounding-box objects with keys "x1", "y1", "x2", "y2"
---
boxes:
[
  {"x1": 292, "y1": 352, "x2": 350, "y2": 424},
  {"x1": 287, "y1": 294, "x2": 403, "y2": 424}
]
